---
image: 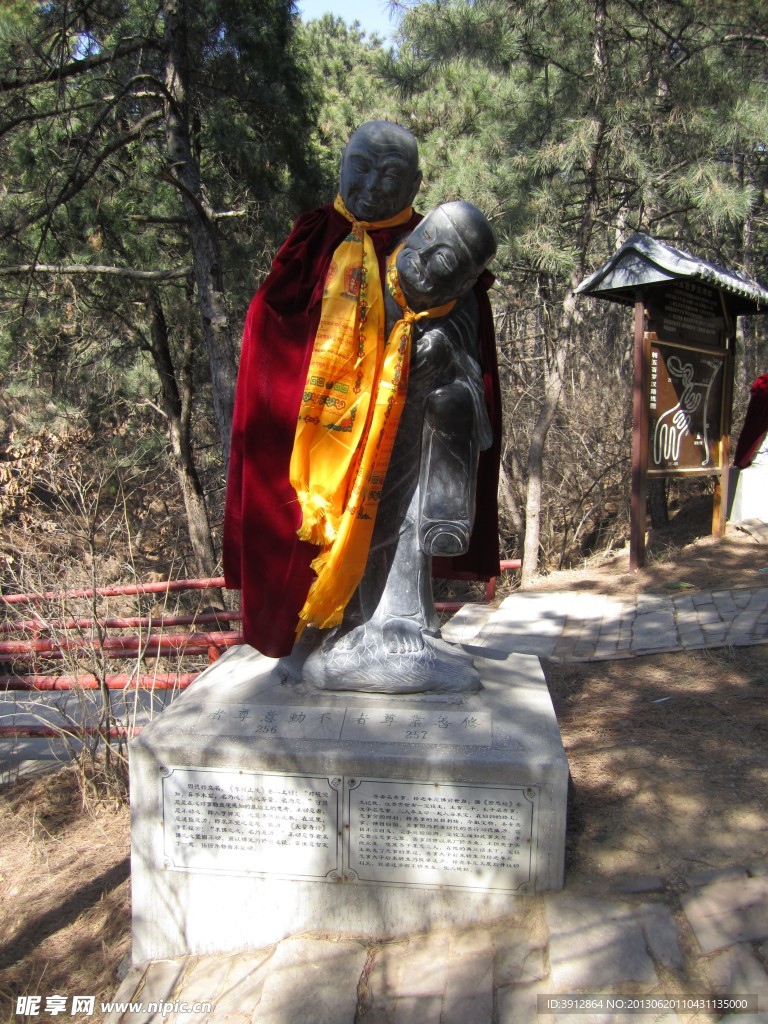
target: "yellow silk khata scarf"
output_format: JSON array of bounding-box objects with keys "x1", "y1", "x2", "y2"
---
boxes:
[{"x1": 290, "y1": 221, "x2": 455, "y2": 634}]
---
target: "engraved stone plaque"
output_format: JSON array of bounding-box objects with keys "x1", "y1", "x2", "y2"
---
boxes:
[
  {"x1": 190, "y1": 704, "x2": 344, "y2": 740},
  {"x1": 189, "y1": 704, "x2": 492, "y2": 746},
  {"x1": 340, "y1": 708, "x2": 492, "y2": 746},
  {"x1": 161, "y1": 768, "x2": 535, "y2": 893},
  {"x1": 345, "y1": 778, "x2": 536, "y2": 892},
  {"x1": 162, "y1": 766, "x2": 340, "y2": 880}
]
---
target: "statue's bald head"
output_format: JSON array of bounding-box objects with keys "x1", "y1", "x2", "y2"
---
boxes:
[
  {"x1": 396, "y1": 200, "x2": 497, "y2": 311},
  {"x1": 346, "y1": 121, "x2": 419, "y2": 166},
  {"x1": 340, "y1": 121, "x2": 422, "y2": 222},
  {"x1": 438, "y1": 201, "x2": 497, "y2": 271}
]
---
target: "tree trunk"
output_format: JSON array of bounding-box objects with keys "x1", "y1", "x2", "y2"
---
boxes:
[
  {"x1": 648, "y1": 478, "x2": 669, "y2": 529},
  {"x1": 146, "y1": 290, "x2": 218, "y2": 578},
  {"x1": 521, "y1": 339, "x2": 566, "y2": 587},
  {"x1": 498, "y1": 459, "x2": 525, "y2": 541},
  {"x1": 162, "y1": 0, "x2": 237, "y2": 466},
  {"x1": 520, "y1": 0, "x2": 610, "y2": 586}
]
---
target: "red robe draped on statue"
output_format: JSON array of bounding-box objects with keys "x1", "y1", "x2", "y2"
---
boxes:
[
  {"x1": 733, "y1": 373, "x2": 768, "y2": 469},
  {"x1": 223, "y1": 202, "x2": 502, "y2": 657}
]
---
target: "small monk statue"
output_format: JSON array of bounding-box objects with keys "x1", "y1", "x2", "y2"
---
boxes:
[
  {"x1": 284, "y1": 201, "x2": 498, "y2": 693},
  {"x1": 224, "y1": 123, "x2": 501, "y2": 690}
]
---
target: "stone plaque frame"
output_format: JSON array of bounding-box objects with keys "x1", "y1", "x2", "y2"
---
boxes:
[
  {"x1": 161, "y1": 765, "x2": 536, "y2": 894},
  {"x1": 161, "y1": 766, "x2": 341, "y2": 881},
  {"x1": 345, "y1": 777, "x2": 536, "y2": 893}
]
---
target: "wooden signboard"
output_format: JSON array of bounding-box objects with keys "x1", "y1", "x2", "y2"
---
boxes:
[
  {"x1": 648, "y1": 342, "x2": 727, "y2": 475},
  {"x1": 576, "y1": 234, "x2": 768, "y2": 573},
  {"x1": 630, "y1": 281, "x2": 735, "y2": 568}
]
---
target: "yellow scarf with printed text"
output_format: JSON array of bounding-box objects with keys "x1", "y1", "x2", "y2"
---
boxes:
[{"x1": 291, "y1": 232, "x2": 455, "y2": 633}]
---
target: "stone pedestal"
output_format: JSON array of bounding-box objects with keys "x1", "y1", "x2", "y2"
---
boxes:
[
  {"x1": 129, "y1": 643, "x2": 568, "y2": 962},
  {"x1": 729, "y1": 464, "x2": 768, "y2": 522}
]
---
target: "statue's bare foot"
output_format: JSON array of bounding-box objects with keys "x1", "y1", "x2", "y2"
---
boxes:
[
  {"x1": 420, "y1": 521, "x2": 470, "y2": 556},
  {"x1": 332, "y1": 625, "x2": 363, "y2": 652},
  {"x1": 383, "y1": 618, "x2": 426, "y2": 655}
]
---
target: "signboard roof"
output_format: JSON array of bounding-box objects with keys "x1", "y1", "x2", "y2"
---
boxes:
[{"x1": 575, "y1": 232, "x2": 768, "y2": 315}]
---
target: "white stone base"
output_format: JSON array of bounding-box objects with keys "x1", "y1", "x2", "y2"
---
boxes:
[
  {"x1": 729, "y1": 464, "x2": 768, "y2": 522},
  {"x1": 129, "y1": 644, "x2": 568, "y2": 962}
]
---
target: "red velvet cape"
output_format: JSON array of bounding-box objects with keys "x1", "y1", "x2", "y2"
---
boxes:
[
  {"x1": 733, "y1": 373, "x2": 768, "y2": 469},
  {"x1": 223, "y1": 202, "x2": 502, "y2": 657}
]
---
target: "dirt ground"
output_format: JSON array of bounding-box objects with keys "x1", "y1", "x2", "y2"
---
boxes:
[
  {"x1": 0, "y1": 768, "x2": 131, "y2": 1021},
  {"x1": 530, "y1": 502, "x2": 768, "y2": 887},
  {"x1": 1, "y1": 503, "x2": 766, "y2": 1019}
]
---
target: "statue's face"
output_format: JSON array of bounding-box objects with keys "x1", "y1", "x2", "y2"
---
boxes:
[
  {"x1": 396, "y1": 206, "x2": 485, "y2": 311},
  {"x1": 339, "y1": 122, "x2": 422, "y2": 222}
]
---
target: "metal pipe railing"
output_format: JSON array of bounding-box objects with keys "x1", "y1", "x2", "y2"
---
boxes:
[{"x1": 1, "y1": 563, "x2": 522, "y2": 701}]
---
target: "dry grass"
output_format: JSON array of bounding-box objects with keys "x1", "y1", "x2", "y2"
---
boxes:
[{"x1": 0, "y1": 765, "x2": 130, "y2": 1023}]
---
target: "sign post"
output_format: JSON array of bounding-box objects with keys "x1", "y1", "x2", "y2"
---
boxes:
[
  {"x1": 576, "y1": 233, "x2": 768, "y2": 569},
  {"x1": 630, "y1": 297, "x2": 649, "y2": 569}
]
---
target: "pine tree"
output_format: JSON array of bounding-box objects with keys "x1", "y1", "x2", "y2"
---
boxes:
[
  {"x1": 0, "y1": 0, "x2": 320, "y2": 572},
  {"x1": 385, "y1": 0, "x2": 768, "y2": 576}
]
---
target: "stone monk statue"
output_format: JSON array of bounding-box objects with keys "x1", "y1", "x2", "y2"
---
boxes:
[
  {"x1": 223, "y1": 122, "x2": 501, "y2": 691},
  {"x1": 285, "y1": 201, "x2": 499, "y2": 693}
]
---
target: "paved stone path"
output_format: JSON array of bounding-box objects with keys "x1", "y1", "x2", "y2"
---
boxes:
[
  {"x1": 108, "y1": 863, "x2": 768, "y2": 1022},
  {"x1": 441, "y1": 584, "x2": 768, "y2": 662}
]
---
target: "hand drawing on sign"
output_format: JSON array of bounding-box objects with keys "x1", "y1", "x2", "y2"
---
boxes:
[{"x1": 652, "y1": 355, "x2": 722, "y2": 468}]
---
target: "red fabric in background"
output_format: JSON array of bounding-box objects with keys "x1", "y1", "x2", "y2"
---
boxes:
[
  {"x1": 733, "y1": 373, "x2": 768, "y2": 469},
  {"x1": 223, "y1": 203, "x2": 501, "y2": 657}
]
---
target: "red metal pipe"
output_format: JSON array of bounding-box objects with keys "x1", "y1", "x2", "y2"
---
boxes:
[
  {"x1": 1, "y1": 577, "x2": 226, "y2": 606},
  {"x1": 0, "y1": 673, "x2": 199, "y2": 691},
  {"x1": 0, "y1": 609, "x2": 241, "y2": 635},
  {"x1": 0, "y1": 566, "x2": 528, "y2": 737},
  {"x1": 1, "y1": 566, "x2": 520, "y2": 610},
  {"x1": 0, "y1": 724, "x2": 141, "y2": 739},
  {"x1": 0, "y1": 630, "x2": 242, "y2": 658}
]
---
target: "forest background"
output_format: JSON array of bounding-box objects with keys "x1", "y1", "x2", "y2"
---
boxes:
[{"x1": 1, "y1": 0, "x2": 767, "y2": 601}]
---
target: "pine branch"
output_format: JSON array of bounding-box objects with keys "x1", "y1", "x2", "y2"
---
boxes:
[
  {"x1": 127, "y1": 210, "x2": 246, "y2": 224},
  {"x1": 3, "y1": 110, "x2": 163, "y2": 239},
  {"x1": 0, "y1": 264, "x2": 192, "y2": 281},
  {"x1": 0, "y1": 37, "x2": 156, "y2": 94}
]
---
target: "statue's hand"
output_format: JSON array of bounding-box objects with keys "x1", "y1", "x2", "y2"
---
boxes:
[{"x1": 413, "y1": 327, "x2": 454, "y2": 375}]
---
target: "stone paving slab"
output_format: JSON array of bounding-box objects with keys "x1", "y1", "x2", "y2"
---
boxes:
[
  {"x1": 104, "y1": 960, "x2": 187, "y2": 1024},
  {"x1": 205, "y1": 950, "x2": 275, "y2": 1016},
  {"x1": 253, "y1": 938, "x2": 367, "y2": 1024},
  {"x1": 104, "y1": 863, "x2": 768, "y2": 1023},
  {"x1": 439, "y1": 602, "x2": 496, "y2": 644},
  {"x1": 544, "y1": 895, "x2": 658, "y2": 990},
  {"x1": 474, "y1": 584, "x2": 768, "y2": 662},
  {"x1": 702, "y1": 943, "x2": 768, "y2": 1001},
  {"x1": 681, "y1": 875, "x2": 768, "y2": 953},
  {"x1": 637, "y1": 902, "x2": 685, "y2": 972},
  {"x1": 441, "y1": 952, "x2": 494, "y2": 1024}
]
